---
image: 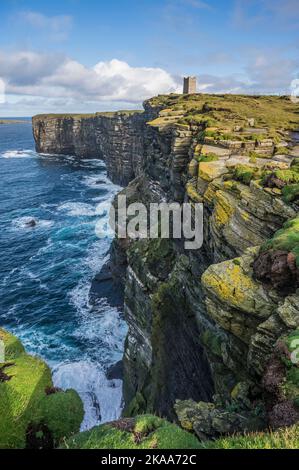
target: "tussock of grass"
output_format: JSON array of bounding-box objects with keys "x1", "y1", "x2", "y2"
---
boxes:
[
  {"x1": 262, "y1": 216, "x2": 299, "y2": 266},
  {"x1": 199, "y1": 425, "x2": 299, "y2": 449},
  {"x1": 232, "y1": 164, "x2": 260, "y2": 185},
  {"x1": 282, "y1": 184, "x2": 299, "y2": 203},
  {"x1": 62, "y1": 414, "x2": 201, "y2": 449}
]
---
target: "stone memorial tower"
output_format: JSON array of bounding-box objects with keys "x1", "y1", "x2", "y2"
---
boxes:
[{"x1": 183, "y1": 76, "x2": 197, "y2": 94}]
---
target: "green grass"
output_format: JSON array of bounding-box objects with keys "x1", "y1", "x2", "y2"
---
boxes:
[
  {"x1": 275, "y1": 146, "x2": 290, "y2": 155},
  {"x1": 198, "y1": 425, "x2": 299, "y2": 449},
  {"x1": 232, "y1": 164, "x2": 260, "y2": 185},
  {"x1": 196, "y1": 153, "x2": 219, "y2": 163},
  {"x1": 147, "y1": 94, "x2": 299, "y2": 135},
  {"x1": 62, "y1": 412, "x2": 299, "y2": 450},
  {"x1": 0, "y1": 329, "x2": 83, "y2": 448},
  {"x1": 262, "y1": 216, "x2": 299, "y2": 266},
  {"x1": 33, "y1": 110, "x2": 141, "y2": 120},
  {"x1": 62, "y1": 414, "x2": 201, "y2": 449},
  {"x1": 282, "y1": 184, "x2": 299, "y2": 203}
]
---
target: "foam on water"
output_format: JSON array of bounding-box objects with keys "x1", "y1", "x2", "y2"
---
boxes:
[
  {"x1": 1, "y1": 149, "x2": 36, "y2": 158},
  {"x1": 11, "y1": 216, "x2": 54, "y2": 230},
  {"x1": 0, "y1": 122, "x2": 127, "y2": 431},
  {"x1": 57, "y1": 201, "x2": 97, "y2": 217},
  {"x1": 52, "y1": 362, "x2": 123, "y2": 430}
]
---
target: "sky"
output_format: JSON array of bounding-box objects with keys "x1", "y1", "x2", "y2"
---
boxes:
[{"x1": 0, "y1": 0, "x2": 298, "y2": 116}]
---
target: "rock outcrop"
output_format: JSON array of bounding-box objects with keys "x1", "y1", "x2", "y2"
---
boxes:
[{"x1": 33, "y1": 93, "x2": 299, "y2": 435}]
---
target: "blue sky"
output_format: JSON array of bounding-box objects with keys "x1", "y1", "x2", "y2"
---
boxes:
[{"x1": 0, "y1": 0, "x2": 298, "y2": 116}]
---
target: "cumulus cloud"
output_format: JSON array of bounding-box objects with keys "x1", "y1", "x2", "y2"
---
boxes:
[
  {"x1": 0, "y1": 51, "x2": 65, "y2": 86},
  {"x1": 19, "y1": 11, "x2": 73, "y2": 41},
  {"x1": 0, "y1": 46, "x2": 297, "y2": 115},
  {"x1": 0, "y1": 51, "x2": 180, "y2": 107},
  {"x1": 245, "y1": 54, "x2": 299, "y2": 93}
]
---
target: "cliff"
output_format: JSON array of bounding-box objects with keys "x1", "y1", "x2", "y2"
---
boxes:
[
  {"x1": 33, "y1": 94, "x2": 299, "y2": 440},
  {"x1": 32, "y1": 107, "x2": 158, "y2": 186}
]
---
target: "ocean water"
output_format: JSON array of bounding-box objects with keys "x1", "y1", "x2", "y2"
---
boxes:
[{"x1": 0, "y1": 119, "x2": 127, "y2": 429}]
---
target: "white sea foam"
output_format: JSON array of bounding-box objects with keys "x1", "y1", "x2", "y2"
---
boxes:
[
  {"x1": 52, "y1": 361, "x2": 123, "y2": 430},
  {"x1": 83, "y1": 175, "x2": 109, "y2": 188},
  {"x1": 1, "y1": 149, "x2": 36, "y2": 158},
  {"x1": 57, "y1": 201, "x2": 96, "y2": 217},
  {"x1": 11, "y1": 216, "x2": 54, "y2": 230}
]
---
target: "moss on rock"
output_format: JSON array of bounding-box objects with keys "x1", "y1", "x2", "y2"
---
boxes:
[{"x1": 282, "y1": 184, "x2": 299, "y2": 203}]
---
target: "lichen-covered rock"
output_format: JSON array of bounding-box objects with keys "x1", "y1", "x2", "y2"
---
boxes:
[
  {"x1": 175, "y1": 399, "x2": 265, "y2": 441},
  {"x1": 277, "y1": 294, "x2": 299, "y2": 328},
  {"x1": 202, "y1": 248, "x2": 278, "y2": 343},
  {"x1": 0, "y1": 329, "x2": 83, "y2": 448}
]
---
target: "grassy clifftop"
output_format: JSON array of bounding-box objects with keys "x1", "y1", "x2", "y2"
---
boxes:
[
  {"x1": 32, "y1": 110, "x2": 142, "y2": 120},
  {"x1": 146, "y1": 93, "x2": 299, "y2": 133}
]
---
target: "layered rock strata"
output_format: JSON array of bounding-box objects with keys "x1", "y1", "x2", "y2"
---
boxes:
[{"x1": 33, "y1": 94, "x2": 299, "y2": 433}]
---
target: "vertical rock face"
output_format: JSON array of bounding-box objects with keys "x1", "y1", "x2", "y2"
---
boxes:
[
  {"x1": 32, "y1": 108, "x2": 158, "y2": 186},
  {"x1": 34, "y1": 94, "x2": 299, "y2": 429}
]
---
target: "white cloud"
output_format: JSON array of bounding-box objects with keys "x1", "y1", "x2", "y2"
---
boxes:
[
  {"x1": 0, "y1": 51, "x2": 181, "y2": 112},
  {"x1": 0, "y1": 47, "x2": 297, "y2": 115},
  {"x1": 19, "y1": 11, "x2": 73, "y2": 41},
  {"x1": 0, "y1": 78, "x2": 5, "y2": 104}
]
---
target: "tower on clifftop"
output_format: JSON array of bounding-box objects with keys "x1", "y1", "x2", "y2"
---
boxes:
[{"x1": 183, "y1": 76, "x2": 197, "y2": 94}]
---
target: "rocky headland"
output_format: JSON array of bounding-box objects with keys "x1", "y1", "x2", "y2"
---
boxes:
[{"x1": 28, "y1": 93, "x2": 299, "y2": 446}]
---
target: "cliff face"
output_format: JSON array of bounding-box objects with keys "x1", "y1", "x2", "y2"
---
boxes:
[
  {"x1": 116, "y1": 95, "x2": 299, "y2": 431},
  {"x1": 34, "y1": 94, "x2": 299, "y2": 435},
  {"x1": 32, "y1": 107, "x2": 157, "y2": 186}
]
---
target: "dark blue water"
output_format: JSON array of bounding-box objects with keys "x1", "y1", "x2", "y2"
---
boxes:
[{"x1": 0, "y1": 120, "x2": 127, "y2": 429}]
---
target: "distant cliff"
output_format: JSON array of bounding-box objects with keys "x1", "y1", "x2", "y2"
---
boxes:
[{"x1": 32, "y1": 107, "x2": 157, "y2": 186}]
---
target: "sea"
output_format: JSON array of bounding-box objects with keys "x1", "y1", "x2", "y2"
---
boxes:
[{"x1": 0, "y1": 117, "x2": 127, "y2": 429}]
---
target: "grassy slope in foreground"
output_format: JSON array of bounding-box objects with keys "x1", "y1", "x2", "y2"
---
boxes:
[
  {"x1": 62, "y1": 415, "x2": 299, "y2": 450},
  {"x1": 0, "y1": 329, "x2": 83, "y2": 448},
  {"x1": 199, "y1": 425, "x2": 299, "y2": 449}
]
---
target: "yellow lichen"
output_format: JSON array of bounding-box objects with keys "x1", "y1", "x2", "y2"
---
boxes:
[
  {"x1": 213, "y1": 191, "x2": 234, "y2": 226},
  {"x1": 199, "y1": 162, "x2": 227, "y2": 182},
  {"x1": 202, "y1": 263, "x2": 256, "y2": 306},
  {"x1": 186, "y1": 182, "x2": 203, "y2": 202}
]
